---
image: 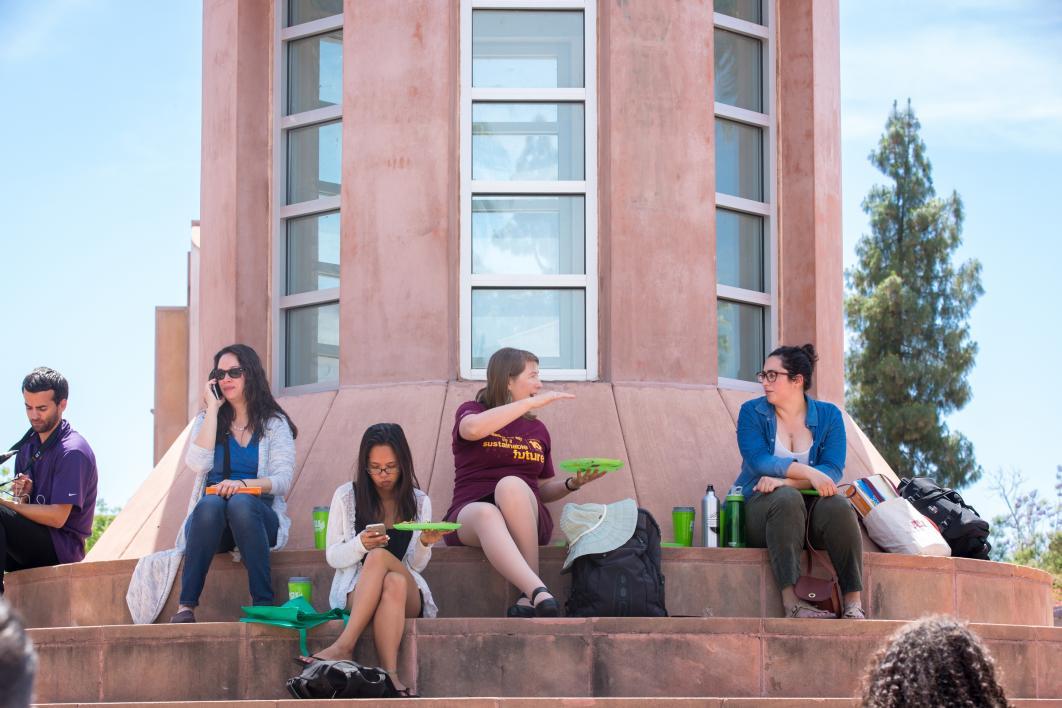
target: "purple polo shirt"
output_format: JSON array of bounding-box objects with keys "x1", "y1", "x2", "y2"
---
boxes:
[{"x1": 14, "y1": 419, "x2": 98, "y2": 564}]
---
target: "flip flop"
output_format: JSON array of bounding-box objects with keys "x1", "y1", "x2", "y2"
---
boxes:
[{"x1": 293, "y1": 655, "x2": 325, "y2": 667}]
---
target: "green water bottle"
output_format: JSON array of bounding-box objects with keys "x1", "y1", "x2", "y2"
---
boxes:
[{"x1": 724, "y1": 486, "x2": 746, "y2": 548}]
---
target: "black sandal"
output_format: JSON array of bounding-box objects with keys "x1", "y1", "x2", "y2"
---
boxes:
[
  {"x1": 506, "y1": 594, "x2": 535, "y2": 618},
  {"x1": 530, "y1": 586, "x2": 559, "y2": 617},
  {"x1": 168, "y1": 609, "x2": 196, "y2": 623}
]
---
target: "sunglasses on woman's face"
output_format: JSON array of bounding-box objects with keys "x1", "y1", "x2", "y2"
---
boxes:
[{"x1": 211, "y1": 367, "x2": 245, "y2": 381}]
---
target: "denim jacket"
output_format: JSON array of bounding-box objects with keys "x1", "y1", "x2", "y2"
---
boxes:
[{"x1": 733, "y1": 395, "x2": 846, "y2": 498}]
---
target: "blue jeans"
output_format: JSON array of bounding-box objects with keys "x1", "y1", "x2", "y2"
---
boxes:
[{"x1": 179, "y1": 493, "x2": 279, "y2": 607}]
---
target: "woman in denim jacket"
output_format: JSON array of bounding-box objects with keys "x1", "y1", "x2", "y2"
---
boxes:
[{"x1": 734, "y1": 344, "x2": 865, "y2": 619}]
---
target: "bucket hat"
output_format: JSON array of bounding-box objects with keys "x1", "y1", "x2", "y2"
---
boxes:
[{"x1": 560, "y1": 498, "x2": 638, "y2": 571}]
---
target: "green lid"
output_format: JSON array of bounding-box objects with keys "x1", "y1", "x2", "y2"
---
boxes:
[{"x1": 725, "y1": 494, "x2": 745, "y2": 502}]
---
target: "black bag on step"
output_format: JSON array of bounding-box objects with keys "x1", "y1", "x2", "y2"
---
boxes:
[
  {"x1": 286, "y1": 659, "x2": 392, "y2": 699},
  {"x1": 565, "y1": 508, "x2": 667, "y2": 617},
  {"x1": 898, "y1": 477, "x2": 992, "y2": 560}
]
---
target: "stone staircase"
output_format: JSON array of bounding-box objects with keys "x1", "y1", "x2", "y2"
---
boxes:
[{"x1": 9, "y1": 546, "x2": 1061, "y2": 705}]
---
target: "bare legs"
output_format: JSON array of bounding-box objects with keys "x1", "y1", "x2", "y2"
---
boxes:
[
  {"x1": 310, "y1": 549, "x2": 421, "y2": 692},
  {"x1": 455, "y1": 476, "x2": 553, "y2": 604}
]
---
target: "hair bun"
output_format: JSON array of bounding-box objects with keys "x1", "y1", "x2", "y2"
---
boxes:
[{"x1": 800, "y1": 343, "x2": 818, "y2": 364}]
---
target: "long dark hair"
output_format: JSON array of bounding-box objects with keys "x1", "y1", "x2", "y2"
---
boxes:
[
  {"x1": 212, "y1": 343, "x2": 298, "y2": 445},
  {"x1": 768, "y1": 343, "x2": 818, "y2": 392},
  {"x1": 353, "y1": 423, "x2": 420, "y2": 532},
  {"x1": 861, "y1": 616, "x2": 1008, "y2": 708},
  {"x1": 475, "y1": 347, "x2": 539, "y2": 414}
]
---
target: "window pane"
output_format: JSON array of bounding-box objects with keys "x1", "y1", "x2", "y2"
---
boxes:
[
  {"x1": 288, "y1": 0, "x2": 342, "y2": 27},
  {"x1": 287, "y1": 31, "x2": 342, "y2": 115},
  {"x1": 473, "y1": 10, "x2": 584, "y2": 88},
  {"x1": 718, "y1": 300, "x2": 765, "y2": 381},
  {"x1": 286, "y1": 211, "x2": 340, "y2": 295},
  {"x1": 472, "y1": 289, "x2": 585, "y2": 369},
  {"x1": 287, "y1": 120, "x2": 341, "y2": 204},
  {"x1": 715, "y1": 118, "x2": 763, "y2": 201},
  {"x1": 473, "y1": 196, "x2": 584, "y2": 275},
  {"x1": 472, "y1": 103, "x2": 584, "y2": 181},
  {"x1": 716, "y1": 209, "x2": 764, "y2": 292},
  {"x1": 286, "y1": 302, "x2": 339, "y2": 387},
  {"x1": 714, "y1": 0, "x2": 762, "y2": 25},
  {"x1": 714, "y1": 29, "x2": 762, "y2": 112}
]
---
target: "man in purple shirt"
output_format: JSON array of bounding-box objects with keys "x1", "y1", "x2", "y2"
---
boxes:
[{"x1": 0, "y1": 367, "x2": 97, "y2": 594}]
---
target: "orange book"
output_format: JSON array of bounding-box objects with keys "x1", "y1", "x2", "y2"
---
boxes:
[{"x1": 205, "y1": 485, "x2": 262, "y2": 495}]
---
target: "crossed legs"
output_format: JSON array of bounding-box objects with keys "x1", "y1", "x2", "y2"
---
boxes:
[
  {"x1": 456, "y1": 476, "x2": 552, "y2": 606},
  {"x1": 311, "y1": 548, "x2": 421, "y2": 692}
]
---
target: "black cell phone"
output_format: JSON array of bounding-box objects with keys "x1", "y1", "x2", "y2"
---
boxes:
[{"x1": 210, "y1": 382, "x2": 222, "y2": 400}]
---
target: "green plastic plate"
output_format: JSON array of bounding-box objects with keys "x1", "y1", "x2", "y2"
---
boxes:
[
  {"x1": 661, "y1": 541, "x2": 688, "y2": 548},
  {"x1": 800, "y1": 489, "x2": 821, "y2": 496},
  {"x1": 392, "y1": 521, "x2": 462, "y2": 532},
  {"x1": 558, "y1": 458, "x2": 625, "y2": 473}
]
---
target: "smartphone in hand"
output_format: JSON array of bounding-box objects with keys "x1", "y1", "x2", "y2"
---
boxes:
[
  {"x1": 210, "y1": 382, "x2": 223, "y2": 401},
  {"x1": 366, "y1": 523, "x2": 388, "y2": 545}
]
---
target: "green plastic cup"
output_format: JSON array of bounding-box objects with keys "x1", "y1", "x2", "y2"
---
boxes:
[
  {"x1": 672, "y1": 506, "x2": 695, "y2": 547},
  {"x1": 312, "y1": 506, "x2": 329, "y2": 550},
  {"x1": 288, "y1": 576, "x2": 313, "y2": 604}
]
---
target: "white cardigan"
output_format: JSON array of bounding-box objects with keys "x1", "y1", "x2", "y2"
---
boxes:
[{"x1": 325, "y1": 483, "x2": 437, "y2": 618}]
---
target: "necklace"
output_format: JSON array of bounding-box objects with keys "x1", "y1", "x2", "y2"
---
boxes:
[{"x1": 232, "y1": 422, "x2": 249, "y2": 433}]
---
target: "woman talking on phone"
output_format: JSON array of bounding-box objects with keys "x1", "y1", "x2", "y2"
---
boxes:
[
  {"x1": 443, "y1": 347, "x2": 604, "y2": 617},
  {"x1": 168, "y1": 343, "x2": 298, "y2": 622},
  {"x1": 299, "y1": 423, "x2": 441, "y2": 698}
]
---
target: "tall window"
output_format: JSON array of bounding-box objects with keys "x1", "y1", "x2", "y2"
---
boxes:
[
  {"x1": 714, "y1": 0, "x2": 774, "y2": 384},
  {"x1": 460, "y1": 1, "x2": 598, "y2": 379},
  {"x1": 275, "y1": 0, "x2": 343, "y2": 390}
]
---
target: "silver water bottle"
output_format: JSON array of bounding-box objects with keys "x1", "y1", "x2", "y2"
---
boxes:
[{"x1": 701, "y1": 484, "x2": 720, "y2": 547}]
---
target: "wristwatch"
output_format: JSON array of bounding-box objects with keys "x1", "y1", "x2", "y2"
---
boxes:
[{"x1": 565, "y1": 477, "x2": 578, "y2": 492}]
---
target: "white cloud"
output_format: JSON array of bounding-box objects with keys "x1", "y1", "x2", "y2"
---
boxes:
[{"x1": 841, "y1": 6, "x2": 1062, "y2": 152}]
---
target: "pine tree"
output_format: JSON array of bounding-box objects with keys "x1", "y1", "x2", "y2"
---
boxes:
[{"x1": 846, "y1": 101, "x2": 984, "y2": 489}]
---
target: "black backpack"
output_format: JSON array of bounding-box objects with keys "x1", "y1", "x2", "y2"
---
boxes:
[
  {"x1": 565, "y1": 508, "x2": 667, "y2": 617},
  {"x1": 898, "y1": 477, "x2": 991, "y2": 560}
]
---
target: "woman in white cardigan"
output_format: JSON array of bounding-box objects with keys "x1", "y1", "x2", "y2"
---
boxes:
[
  {"x1": 299, "y1": 423, "x2": 442, "y2": 698},
  {"x1": 169, "y1": 344, "x2": 297, "y2": 623}
]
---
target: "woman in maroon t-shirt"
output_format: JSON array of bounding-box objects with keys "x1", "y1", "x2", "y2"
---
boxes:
[{"x1": 443, "y1": 348, "x2": 605, "y2": 617}]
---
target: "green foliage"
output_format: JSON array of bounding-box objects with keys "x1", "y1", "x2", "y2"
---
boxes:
[
  {"x1": 989, "y1": 466, "x2": 1062, "y2": 601},
  {"x1": 845, "y1": 101, "x2": 984, "y2": 489},
  {"x1": 86, "y1": 499, "x2": 120, "y2": 553}
]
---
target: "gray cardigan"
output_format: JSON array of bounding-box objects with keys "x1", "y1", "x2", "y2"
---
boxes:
[{"x1": 126, "y1": 411, "x2": 296, "y2": 624}]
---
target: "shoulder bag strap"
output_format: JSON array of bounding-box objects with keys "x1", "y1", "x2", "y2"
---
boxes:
[{"x1": 803, "y1": 497, "x2": 839, "y2": 582}]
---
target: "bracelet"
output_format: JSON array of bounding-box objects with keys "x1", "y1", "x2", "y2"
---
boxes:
[
  {"x1": 239, "y1": 479, "x2": 247, "y2": 487},
  {"x1": 565, "y1": 477, "x2": 577, "y2": 492}
]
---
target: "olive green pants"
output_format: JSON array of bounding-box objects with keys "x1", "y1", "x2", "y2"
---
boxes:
[{"x1": 745, "y1": 486, "x2": 863, "y2": 594}]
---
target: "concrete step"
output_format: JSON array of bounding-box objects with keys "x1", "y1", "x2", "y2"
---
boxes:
[
  {"x1": 8, "y1": 546, "x2": 1056, "y2": 629},
  {"x1": 31, "y1": 701, "x2": 1062, "y2": 708},
  {"x1": 27, "y1": 618, "x2": 1062, "y2": 703}
]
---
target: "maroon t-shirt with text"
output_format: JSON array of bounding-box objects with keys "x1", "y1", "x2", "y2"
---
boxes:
[{"x1": 443, "y1": 401, "x2": 556, "y2": 545}]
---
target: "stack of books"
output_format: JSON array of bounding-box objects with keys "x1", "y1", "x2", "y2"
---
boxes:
[{"x1": 844, "y1": 474, "x2": 899, "y2": 517}]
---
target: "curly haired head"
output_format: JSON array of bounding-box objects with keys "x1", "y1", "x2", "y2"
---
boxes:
[{"x1": 862, "y1": 615, "x2": 1008, "y2": 707}]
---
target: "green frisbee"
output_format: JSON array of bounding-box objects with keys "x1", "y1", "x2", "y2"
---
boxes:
[
  {"x1": 392, "y1": 521, "x2": 462, "y2": 532},
  {"x1": 558, "y1": 458, "x2": 625, "y2": 473},
  {"x1": 661, "y1": 541, "x2": 687, "y2": 548}
]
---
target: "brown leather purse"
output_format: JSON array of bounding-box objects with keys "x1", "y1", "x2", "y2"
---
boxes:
[{"x1": 793, "y1": 498, "x2": 842, "y2": 617}]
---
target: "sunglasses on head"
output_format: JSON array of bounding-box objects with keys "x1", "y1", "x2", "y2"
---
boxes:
[{"x1": 211, "y1": 367, "x2": 245, "y2": 381}]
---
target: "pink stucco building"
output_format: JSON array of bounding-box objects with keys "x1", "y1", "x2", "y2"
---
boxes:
[{"x1": 127, "y1": 0, "x2": 872, "y2": 555}]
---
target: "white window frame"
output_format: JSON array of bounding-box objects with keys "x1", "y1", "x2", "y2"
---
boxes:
[
  {"x1": 272, "y1": 3, "x2": 344, "y2": 395},
  {"x1": 459, "y1": 0, "x2": 599, "y2": 381},
  {"x1": 714, "y1": 4, "x2": 777, "y2": 391}
]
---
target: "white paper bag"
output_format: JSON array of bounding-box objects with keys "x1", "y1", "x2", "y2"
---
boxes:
[{"x1": 862, "y1": 498, "x2": 951, "y2": 556}]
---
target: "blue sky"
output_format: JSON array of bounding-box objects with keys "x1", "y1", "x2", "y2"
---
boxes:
[{"x1": 0, "y1": 1, "x2": 1058, "y2": 524}]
